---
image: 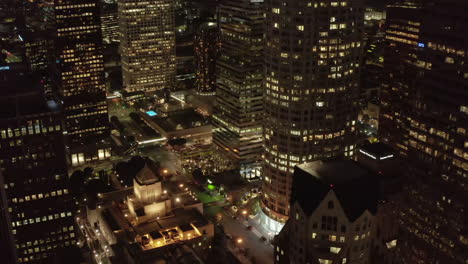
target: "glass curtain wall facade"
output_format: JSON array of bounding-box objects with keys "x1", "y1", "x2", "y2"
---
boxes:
[
  {"x1": 261, "y1": 0, "x2": 364, "y2": 231},
  {"x1": 212, "y1": 0, "x2": 264, "y2": 180},
  {"x1": 119, "y1": 0, "x2": 176, "y2": 92},
  {"x1": 380, "y1": 1, "x2": 467, "y2": 263},
  {"x1": 55, "y1": 0, "x2": 111, "y2": 166}
]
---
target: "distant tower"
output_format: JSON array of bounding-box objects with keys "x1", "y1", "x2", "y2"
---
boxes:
[
  {"x1": 55, "y1": 0, "x2": 111, "y2": 166},
  {"x1": 261, "y1": 0, "x2": 364, "y2": 232},
  {"x1": 212, "y1": 0, "x2": 264, "y2": 180},
  {"x1": 100, "y1": 0, "x2": 119, "y2": 44},
  {"x1": 194, "y1": 22, "x2": 219, "y2": 96},
  {"x1": 119, "y1": 0, "x2": 176, "y2": 92},
  {"x1": 22, "y1": 29, "x2": 54, "y2": 98}
]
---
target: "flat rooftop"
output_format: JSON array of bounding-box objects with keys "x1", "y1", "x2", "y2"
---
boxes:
[
  {"x1": 147, "y1": 108, "x2": 209, "y2": 132},
  {"x1": 296, "y1": 159, "x2": 369, "y2": 185},
  {"x1": 134, "y1": 208, "x2": 209, "y2": 236}
]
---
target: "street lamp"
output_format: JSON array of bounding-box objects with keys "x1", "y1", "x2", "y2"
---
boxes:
[{"x1": 237, "y1": 238, "x2": 243, "y2": 244}]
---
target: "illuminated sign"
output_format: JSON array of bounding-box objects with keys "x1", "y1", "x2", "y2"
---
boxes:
[
  {"x1": 146, "y1": 111, "x2": 157, "y2": 117},
  {"x1": 0, "y1": 66, "x2": 10, "y2": 71},
  {"x1": 418, "y1": 42, "x2": 425, "y2": 48}
]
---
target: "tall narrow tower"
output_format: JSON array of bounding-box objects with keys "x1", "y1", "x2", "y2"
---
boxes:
[
  {"x1": 55, "y1": 0, "x2": 111, "y2": 166},
  {"x1": 212, "y1": 0, "x2": 264, "y2": 180},
  {"x1": 261, "y1": 0, "x2": 364, "y2": 231},
  {"x1": 119, "y1": 0, "x2": 176, "y2": 92}
]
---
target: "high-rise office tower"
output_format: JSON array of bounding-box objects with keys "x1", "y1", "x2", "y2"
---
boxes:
[
  {"x1": 0, "y1": 172, "x2": 17, "y2": 264},
  {"x1": 175, "y1": 0, "x2": 200, "y2": 82},
  {"x1": 380, "y1": 1, "x2": 467, "y2": 263},
  {"x1": 22, "y1": 29, "x2": 54, "y2": 98},
  {"x1": 0, "y1": 72, "x2": 76, "y2": 263},
  {"x1": 119, "y1": 0, "x2": 176, "y2": 92},
  {"x1": 55, "y1": 0, "x2": 111, "y2": 166},
  {"x1": 100, "y1": 0, "x2": 119, "y2": 44},
  {"x1": 379, "y1": 0, "x2": 423, "y2": 147},
  {"x1": 194, "y1": 22, "x2": 219, "y2": 96},
  {"x1": 212, "y1": 0, "x2": 264, "y2": 180},
  {"x1": 261, "y1": 0, "x2": 364, "y2": 232}
]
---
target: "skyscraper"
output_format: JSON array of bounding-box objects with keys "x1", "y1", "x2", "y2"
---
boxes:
[
  {"x1": 119, "y1": 0, "x2": 176, "y2": 92},
  {"x1": 212, "y1": 0, "x2": 264, "y2": 180},
  {"x1": 380, "y1": 0, "x2": 467, "y2": 263},
  {"x1": 22, "y1": 29, "x2": 54, "y2": 98},
  {"x1": 100, "y1": 0, "x2": 119, "y2": 44},
  {"x1": 194, "y1": 22, "x2": 219, "y2": 96},
  {"x1": 0, "y1": 72, "x2": 76, "y2": 263},
  {"x1": 261, "y1": 0, "x2": 364, "y2": 232},
  {"x1": 0, "y1": 172, "x2": 17, "y2": 264},
  {"x1": 55, "y1": 0, "x2": 111, "y2": 166}
]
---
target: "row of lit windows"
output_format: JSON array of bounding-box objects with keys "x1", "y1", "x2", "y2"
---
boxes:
[
  {"x1": 57, "y1": 25, "x2": 98, "y2": 32},
  {"x1": 11, "y1": 189, "x2": 69, "y2": 204},
  {"x1": 56, "y1": 3, "x2": 95, "y2": 10},
  {"x1": 12, "y1": 211, "x2": 72, "y2": 228},
  {"x1": 0, "y1": 125, "x2": 60, "y2": 139}
]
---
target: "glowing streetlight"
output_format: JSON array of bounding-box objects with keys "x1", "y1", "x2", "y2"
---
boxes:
[
  {"x1": 163, "y1": 169, "x2": 168, "y2": 174},
  {"x1": 242, "y1": 210, "x2": 247, "y2": 215},
  {"x1": 237, "y1": 238, "x2": 243, "y2": 244}
]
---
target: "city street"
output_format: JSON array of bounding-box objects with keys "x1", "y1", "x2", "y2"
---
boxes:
[{"x1": 221, "y1": 213, "x2": 274, "y2": 264}]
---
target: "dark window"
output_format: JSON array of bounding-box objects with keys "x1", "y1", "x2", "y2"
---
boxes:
[
  {"x1": 328, "y1": 200, "x2": 334, "y2": 209},
  {"x1": 341, "y1": 225, "x2": 346, "y2": 233}
]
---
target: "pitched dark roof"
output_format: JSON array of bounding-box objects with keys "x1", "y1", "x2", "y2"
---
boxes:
[
  {"x1": 134, "y1": 163, "x2": 159, "y2": 186},
  {"x1": 291, "y1": 158, "x2": 379, "y2": 221}
]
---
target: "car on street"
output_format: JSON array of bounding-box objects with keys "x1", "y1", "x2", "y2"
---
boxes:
[
  {"x1": 225, "y1": 234, "x2": 233, "y2": 240},
  {"x1": 247, "y1": 226, "x2": 253, "y2": 230}
]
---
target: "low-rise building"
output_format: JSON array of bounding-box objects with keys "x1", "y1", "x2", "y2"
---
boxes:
[
  {"x1": 139, "y1": 108, "x2": 211, "y2": 143},
  {"x1": 79, "y1": 161, "x2": 213, "y2": 264}
]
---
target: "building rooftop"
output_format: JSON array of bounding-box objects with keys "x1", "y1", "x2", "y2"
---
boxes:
[
  {"x1": 359, "y1": 142, "x2": 395, "y2": 160},
  {"x1": 297, "y1": 159, "x2": 368, "y2": 185},
  {"x1": 135, "y1": 163, "x2": 160, "y2": 186},
  {"x1": 292, "y1": 158, "x2": 379, "y2": 221},
  {"x1": 148, "y1": 108, "x2": 209, "y2": 132}
]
